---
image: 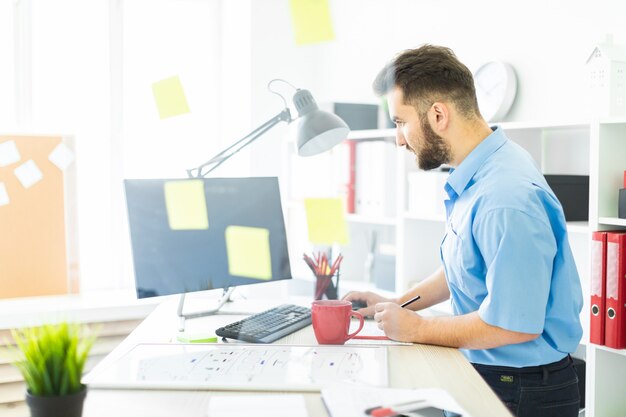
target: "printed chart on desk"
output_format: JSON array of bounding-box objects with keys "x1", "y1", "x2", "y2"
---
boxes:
[{"x1": 85, "y1": 343, "x2": 388, "y2": 391}]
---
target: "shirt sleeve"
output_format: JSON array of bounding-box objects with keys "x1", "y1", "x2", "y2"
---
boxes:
[{"x1": 474, "y1": 208, "x2": 556, "y2": 334}]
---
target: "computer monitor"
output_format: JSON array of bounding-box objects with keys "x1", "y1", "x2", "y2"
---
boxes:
[{"x1": 123, "y1": 177, "x2": 292, "y2": 300}]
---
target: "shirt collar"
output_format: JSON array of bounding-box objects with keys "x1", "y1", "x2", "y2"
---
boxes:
[{"x1": 446, "y1": 126, "x2": 507, "y2": 197}]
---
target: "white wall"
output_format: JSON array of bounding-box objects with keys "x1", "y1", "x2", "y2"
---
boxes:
[{"x1": 248, "y1": 0, "x2": 626, "y2": 177}]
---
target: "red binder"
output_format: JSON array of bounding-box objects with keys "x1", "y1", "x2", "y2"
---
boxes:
[
  {"x1": 345, "y1": 140, "x2": 356, "y2": 214},
  {"x1": 605, "y1": 232, "x2": 626, "y2": 349},
  {"x1": 590, "y1": 231, "x2": 609, "y2": 345}
]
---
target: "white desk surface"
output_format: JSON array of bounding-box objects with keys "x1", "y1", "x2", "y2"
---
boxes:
[{"x1": 83, "y1": 295, "x2": 511, "y2": 417}]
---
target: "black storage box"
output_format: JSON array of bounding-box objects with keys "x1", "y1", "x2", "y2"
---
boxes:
[
  {"x1": 544, "y1": 175, "x2": 589, "y2": 221},
  {"x1": 619, "y1": 188, "x2": 626, "y2": 219}
]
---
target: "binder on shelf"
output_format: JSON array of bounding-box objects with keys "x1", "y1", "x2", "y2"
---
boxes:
[
  {"x1": 331, "y1": 140, "x2": 356, "y2": 214},
  {"x1": 344, "y1": 141, "x2": 356, "y2": 214},
  {"x1": 605, "y1": 232, "x2": 626, "y2": 349},
  {"x1": 617, "y1": 171, "x2": 626, "y2": 219},
  {"x1": 354, "y1": 140, "x2": 396, "y2": 217},
  {"x1": 590, "y1": 231, "x2": 609, "y2": 345}
]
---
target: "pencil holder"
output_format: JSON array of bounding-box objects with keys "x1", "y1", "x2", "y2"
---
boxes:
[{"x1": 314, "y1": 271, "x2": 339, "y2": 301}]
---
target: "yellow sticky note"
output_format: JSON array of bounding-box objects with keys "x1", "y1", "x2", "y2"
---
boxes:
[
  {"x1": 225, "y1": 226, "x2": 272, "y2": 280},
  {"x1": 152, "y1": 75, "x2": 190, "y2": 119},
  {"x1": 163, "y1": 180, "x2": 209, "y2": 230},
  {"x1": 289, "y1": 0, "x2": 335, "y2": 45},
  {"x1": 304, "y1": 198, "x2": 349, "y2": 245}
]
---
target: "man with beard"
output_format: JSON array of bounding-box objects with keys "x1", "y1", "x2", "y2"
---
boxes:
[{"x1": 344, "y1": 45, "x2": 582, "y2": 417}]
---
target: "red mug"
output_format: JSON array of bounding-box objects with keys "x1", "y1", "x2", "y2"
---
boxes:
[{"x1": 311, "y1": 300, "x2": 364, "y2": 345}]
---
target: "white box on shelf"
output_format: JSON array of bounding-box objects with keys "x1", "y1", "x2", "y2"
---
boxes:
[{"x1": 407, "y1": 170, "x2": 448, "y2": 218}]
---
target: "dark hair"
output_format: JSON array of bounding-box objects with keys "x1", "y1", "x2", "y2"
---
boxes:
[{"x1": 373, "y1": 44, "x2": 480, "y2": 118}]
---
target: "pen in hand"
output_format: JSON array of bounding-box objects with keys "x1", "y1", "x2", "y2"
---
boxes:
[
  {"x1": 355, "y1": 295, "x2": 422, "y2": 342},
  {"x1": 400, "y1": 294, "x2": 421, "y2": 308}
]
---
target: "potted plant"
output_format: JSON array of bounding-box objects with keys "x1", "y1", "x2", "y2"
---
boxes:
[{"x1": 9, "y1": 322, "x2": 96, "y2": 417}]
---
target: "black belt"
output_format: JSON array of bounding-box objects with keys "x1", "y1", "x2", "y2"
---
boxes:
[{"x1": 472, "y1": 355, "x2": 572, "y2": 374}]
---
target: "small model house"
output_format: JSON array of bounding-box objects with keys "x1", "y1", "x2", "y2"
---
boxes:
[{"x1": 587, "y1": 35, "x2": 626, "y2": 117}]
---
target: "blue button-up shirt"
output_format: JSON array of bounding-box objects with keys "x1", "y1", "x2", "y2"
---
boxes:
[{"x1": 440, "y1": 127, "x2": 583, "y2": 367}]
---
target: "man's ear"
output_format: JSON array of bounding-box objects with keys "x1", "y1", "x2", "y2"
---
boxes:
[{"x1": 429, "y1": 102, "x2": 449, "y2": 132}]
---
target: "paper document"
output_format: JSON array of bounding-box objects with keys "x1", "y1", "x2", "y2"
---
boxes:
[
  {"x1": 0, "y1": 140, "x2": 21, "y2": 167},
  {"x1": 48, "y1": 142, "x2": 75, "y2": 171},
  {"x1": 208, "y1": 394, "x2": 308, "y2": 417},
  {"x1": 14, "y1": 160, "x2": 43, "y2": 189},
  {"x1": 152, "y1": 75, "x2": 191, "y2": 119},
  {"x1": 322, "y1": 384, "x2": 471, "y2": 417},
  {"x1": 288, "y1": 0, "x2": 334, "y2": 45},
  {"x1": 163, "y1": 180, "x2": 209, "y2": 230},
  {"x1": 304, "y1": 198, "x2": 349, "y2": 245},
  {"x1": 347, "y1": 319, "x2": 413, "y2": 346},
  {"x1": 85, "y1": 343, "x2": 388, "y2": 392},
  {"x1": 225, "y1": 225, "x2": 272, "y2": 280}
]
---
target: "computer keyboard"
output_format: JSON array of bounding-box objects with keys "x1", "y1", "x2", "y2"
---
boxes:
[{"x1": 215, "y1": 304, "x2": 312, "y2": 343}]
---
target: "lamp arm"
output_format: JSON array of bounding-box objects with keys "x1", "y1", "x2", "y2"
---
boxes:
[{"x1": 186, "y1": 108, "x2": 292, "y2": 178}]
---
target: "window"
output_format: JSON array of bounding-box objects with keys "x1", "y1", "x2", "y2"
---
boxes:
[
  {"x1": 2, "y1": 0, "x2": 231, "y2": 295},
  {"x1": 120, "y1": 0, "x2": 224, "y2": 289},
  {"x1": 31, "y1": 0, "x2": 112, "y2": 291},
  {"x1": 0, "y1": 1, "x2": 15, "y2": 124},
  {"x1": 122, "y1": 0, "x2": 222, "y2": 179}
]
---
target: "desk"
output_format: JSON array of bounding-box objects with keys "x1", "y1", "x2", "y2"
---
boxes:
[{"x1": 83, "y1": 296, "x2": 511, "y2": 417}]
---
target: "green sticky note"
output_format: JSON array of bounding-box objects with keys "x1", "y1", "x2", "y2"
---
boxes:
[
  {"x1": 176, "y1": 333, "x2": 218, "y2": 343},
  {"x1": 225, "y1": 226, "x2": 272, "y2": 280},
  {"x1": 163, "y1": 180, "x2": 209, "y2": 230},
  {"x1": 152, "y1": 75, "x2": 190, "y2": 119},
  {"x1": 289, "y1": 0, "x2": 335, "y2": 45},
  {"x1": 304, "y1": 198, "x2": 349, "y2": 245}
]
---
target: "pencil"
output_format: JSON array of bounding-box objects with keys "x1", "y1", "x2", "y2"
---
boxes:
[
  {"x1": 400, "y1": 295, "x2": 421, "y2": 308},
  {"x1": 352, "y1": 335, "x2": 390, "y2": 341}
]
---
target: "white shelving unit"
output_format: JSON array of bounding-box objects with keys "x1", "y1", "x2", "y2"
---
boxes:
[
  {"x1": 346, "y1": 213, "x2": 396, "y2": 226},
  {"x1": 394, "y1": 121, "x2": 593, "y2": 293},
  {"x1": 586, "y1": 118, "x2": 626, "y2": 417},
  {"x1": 598, "y1": 216, "x2": 626, "y2": 226},
  {"x1": 282, "y1": 118, "x2": 626, "y2": 416}
]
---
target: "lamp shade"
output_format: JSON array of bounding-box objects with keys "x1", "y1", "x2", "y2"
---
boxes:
[
  {"x1": 293, "y1": 89, "x2": 350, "y2": 157},
  {"x1": 296, "y1": 110, "x2": 350, "y2": 156}
]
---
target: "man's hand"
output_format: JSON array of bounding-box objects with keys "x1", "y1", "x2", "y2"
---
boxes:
[
  {"x1": 373, "y1": 306, "x2": 540, "y2": 348},
  {"x1": 342, "y1": 291, "x2": 395, "y2": 318},
  {"x1": 373, "y1": 302, "x2": 421, "y2": 342}
]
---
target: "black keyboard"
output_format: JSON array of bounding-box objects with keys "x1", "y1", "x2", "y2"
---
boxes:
[{"x1": 215, "y1": 304, "x2": 312, "y2": 343}]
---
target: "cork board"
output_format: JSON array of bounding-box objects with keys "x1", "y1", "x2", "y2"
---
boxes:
[{"x1": 0, "y1": 135, "x2": 78, "y2": 298}]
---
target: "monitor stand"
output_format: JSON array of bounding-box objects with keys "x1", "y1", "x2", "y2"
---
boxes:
[{"x1": 176, "y1": 287, "x2": 249, "y2": 332}]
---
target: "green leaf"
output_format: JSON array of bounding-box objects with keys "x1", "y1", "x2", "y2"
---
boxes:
[{"x1": 5, "y1": 322, "x2": 97, "y2": 396}]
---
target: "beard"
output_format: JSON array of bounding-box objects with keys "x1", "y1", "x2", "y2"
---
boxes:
[{"x1": 414, "y1": 114, "x2": 452, "y2": 170}]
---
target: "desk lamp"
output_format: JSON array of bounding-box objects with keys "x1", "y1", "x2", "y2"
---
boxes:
[
  {"x1": 176, "y1": 79, "x2": 350, "y2": 328},
  {"x1": 186, "y1": 79, "x2": 350, "y2": 178}
]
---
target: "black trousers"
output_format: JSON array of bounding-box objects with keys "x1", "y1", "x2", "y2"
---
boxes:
[{"x1": 466, "y1": 355, "x2": 580, "y2": 417}]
